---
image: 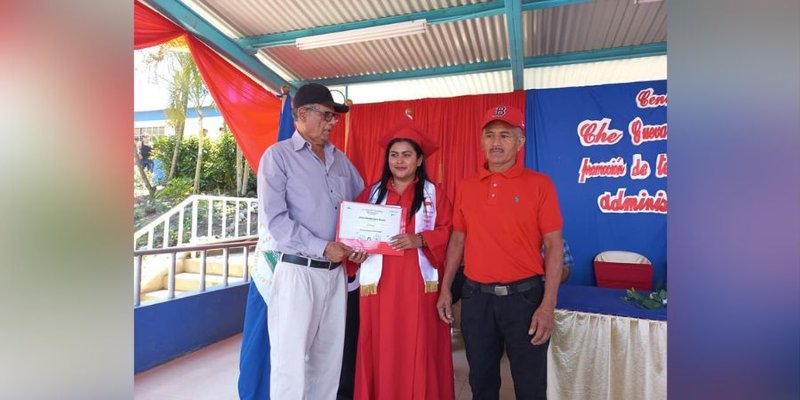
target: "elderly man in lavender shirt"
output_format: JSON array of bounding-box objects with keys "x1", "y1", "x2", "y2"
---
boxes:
[{"x1": 259, "y1": 83, "x2": 367, "y2": 400}]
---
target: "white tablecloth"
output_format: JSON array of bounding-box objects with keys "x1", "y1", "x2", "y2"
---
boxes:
[{"x1": 547, "y1": 309, "x2": 667, "y2": 400}]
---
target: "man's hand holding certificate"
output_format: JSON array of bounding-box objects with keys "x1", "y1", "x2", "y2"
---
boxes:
[{"x1": 336, "y1": 201, "x2": 405, "y2": 256}]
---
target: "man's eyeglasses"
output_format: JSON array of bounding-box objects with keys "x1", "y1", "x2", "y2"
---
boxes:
[{"x1": 303, "y1": 106, "x2": 339, "y2": 122}]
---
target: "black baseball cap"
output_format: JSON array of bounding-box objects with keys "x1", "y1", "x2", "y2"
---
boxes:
[{"x1": 292, "y1": 83, "x2": 349, "y2": 113}]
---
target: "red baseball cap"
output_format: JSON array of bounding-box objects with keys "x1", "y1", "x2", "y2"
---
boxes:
[
  {"x1": 482, "y1": 105, "x2": 525, "y2": 130},
  {"x1": 378, "y1": 118, "x2": 440, "y2": 157}
]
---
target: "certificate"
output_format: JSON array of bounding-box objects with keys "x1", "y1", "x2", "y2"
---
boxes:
[{"x1": 336, "y1": 201, "x2": 405, "y2": 256}]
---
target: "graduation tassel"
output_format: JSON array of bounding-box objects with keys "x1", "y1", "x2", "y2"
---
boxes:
[
  {"x1": 424, "y1": 281, "x2": 438, "y2": 293},
  {"x1": 360, "y1": 284, "x2": 377, "y2": 296}
]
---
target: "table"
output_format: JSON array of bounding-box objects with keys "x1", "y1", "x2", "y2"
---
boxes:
[{"x1": 547, "y1": 285, "x2": 667, "y2": 400}]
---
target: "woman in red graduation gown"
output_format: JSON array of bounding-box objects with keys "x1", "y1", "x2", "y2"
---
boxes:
[{"x1": 349, "y1": 120, "x2": 454, "y2": 400}]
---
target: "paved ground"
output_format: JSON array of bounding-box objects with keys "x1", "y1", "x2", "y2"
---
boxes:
[{"x1": 134, "y1": 331, "x2": 517, "y2": 399}]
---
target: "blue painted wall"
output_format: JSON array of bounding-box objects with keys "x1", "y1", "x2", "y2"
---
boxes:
[
  {"x1": 134, "y1": 106, "x2": 222, "y2": 122},
  {"x1": 134, "y1": 283, "x2": 249, "y2": 373}
]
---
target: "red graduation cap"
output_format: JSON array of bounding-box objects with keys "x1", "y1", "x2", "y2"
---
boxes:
[{"x1": 377, "y1": 118, "x2": 440, "y2": 157}]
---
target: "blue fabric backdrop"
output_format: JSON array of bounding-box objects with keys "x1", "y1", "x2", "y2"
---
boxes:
[
  {"x1": 277, "y1": 94, "x2": 294, "y2": 141},
  {"x1": 524, "y1": 80, "x2": 667, "y2": 287}
]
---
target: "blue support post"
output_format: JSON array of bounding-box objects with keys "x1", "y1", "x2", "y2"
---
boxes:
[{"x1": 505, "y1": 0, "x2": 525, "y2": 90}]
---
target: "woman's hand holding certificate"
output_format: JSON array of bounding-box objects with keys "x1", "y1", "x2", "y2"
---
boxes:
[{"x1": 389, "y1": 233, "x2": 423, "y2": 250}]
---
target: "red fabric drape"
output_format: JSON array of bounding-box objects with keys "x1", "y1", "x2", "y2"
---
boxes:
[
  {"x1": 134, "y1": 1, "x2": 183, "y2": 50},
  {"x1": 134, "y1": 0, "x2": 282, "y2": 170},
  {"x1": 345, "y1": 91, "x2": 526, "y2": 202},
  {"x1": 186, "y1": 36, "x2": 281, "y2": 170}
]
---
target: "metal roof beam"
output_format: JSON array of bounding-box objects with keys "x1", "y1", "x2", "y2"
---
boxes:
[
  {"x1": 300, "y1": 42, "x2": 666, "y2": 87},
  {"x1": 141, "y1": 0, "x2": 294, "y2": 93},
  {"x1": 525, "y1": 42, "x2": 666, "y2": 67},
  {"x1": 505, "y1": 0, "x2": 525, "y2": 90},
  {"x1": 522, "y1": 0, "x2": 593, "y2": 12},
  {"x1": 237, "y1": 0, "x2": 591, "y2": 50},
  {"x1": 299, "y1": 60, "x2": 512, "y2": 86}
]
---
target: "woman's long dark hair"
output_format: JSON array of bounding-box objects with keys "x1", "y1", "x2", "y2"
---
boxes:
[{"x1": 371, "y1": 138, "x2": 430, "y2": 220}]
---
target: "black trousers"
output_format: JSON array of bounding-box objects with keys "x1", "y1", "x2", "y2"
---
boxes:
[
  {"x1": 460, "y1": 277, "x2": 549, "y2": 400},
  {"x1": 337, "y1": 278, "x2": 360, "y2": 400}
]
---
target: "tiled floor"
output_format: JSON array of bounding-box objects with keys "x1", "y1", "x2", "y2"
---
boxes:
[{"x1": 135, "y1": 332, "x2": 516, "y2": 400}]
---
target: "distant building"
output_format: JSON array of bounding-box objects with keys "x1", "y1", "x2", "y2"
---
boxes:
[{"x1": 134, "y1": 106, "x2": 225, "y2": 143}]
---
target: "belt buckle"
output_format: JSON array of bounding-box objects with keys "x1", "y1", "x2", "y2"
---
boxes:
[{"x1": 493, "y1": 285, "x2": 509, "y2": 296}]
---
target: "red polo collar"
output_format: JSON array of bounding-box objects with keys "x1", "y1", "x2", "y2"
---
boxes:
[{"x1": 478, "y1": 157, "x2": 524, "y2": 180}]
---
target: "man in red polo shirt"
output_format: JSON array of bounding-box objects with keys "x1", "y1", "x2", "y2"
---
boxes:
[{"x1": 437, "y1": 105, "x2": 564, "y2": 399}]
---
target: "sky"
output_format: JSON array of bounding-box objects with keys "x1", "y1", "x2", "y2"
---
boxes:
[{"x1": 133, "y1": 49, "x2": 171, "y2": 112}]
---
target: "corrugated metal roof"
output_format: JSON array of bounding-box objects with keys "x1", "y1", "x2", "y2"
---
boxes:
[
  {"x1": 193, "y1": 0, "x2": 487, "y2": 35},
  {"x1": 524, "y1": 0, "x2": 667, "y2": 55},
  {"x1": 176, "y1": 0, "x2": 666, "y2": 97},
  {"x1": 260, "y1": 14, "x2": 509, "y2": 80}
]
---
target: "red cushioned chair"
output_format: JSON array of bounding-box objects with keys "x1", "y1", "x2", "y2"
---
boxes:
[{"x1": 593, "y1": 251, "x2": 653, "y2": 291}]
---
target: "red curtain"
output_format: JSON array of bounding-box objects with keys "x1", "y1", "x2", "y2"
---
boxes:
[
  {"x1": 346, "y1": 91, "x2": 526, "y2": 201},
  {"x1": 133, "y1": 1, "x2": 183, "y2": 50},
  {"x1": 186, "y1": 36, "x2": 281, "y2": 169},
  {"x1": 134, "y1": 0, "x2": 281, "y2": 170}
]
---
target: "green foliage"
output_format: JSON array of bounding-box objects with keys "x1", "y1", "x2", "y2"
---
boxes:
[
  {"x1": 152, "y1": 135, "x2": 198, "y2": 179},
  {"x1": 133, "y1": 196, "x2": 173, "y2": 232},
  {"x1": 202, "y1": 131, "x2": 238, "y2": 193},
  {"x1": 622, "y1": 288, "x2": 667, "y2": 309},
  {"x1": 151, "y1": 130, "x2": 256, "y2": 195},
  {"x1": 155, "y1": 177, "x2": 194, "y2": 202}
]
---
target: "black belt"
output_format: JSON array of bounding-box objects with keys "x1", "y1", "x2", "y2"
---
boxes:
[
  {"x1": 465, "y1": 276, "x2": 542, "y2": 296},
  {"x1": 280, "y1": 253, "x2": 341, "y2": 270}
]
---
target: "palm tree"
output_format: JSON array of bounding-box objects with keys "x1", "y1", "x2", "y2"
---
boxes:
[
  {"x1": 142, "y1": 38, "x2": 213, "y2": 183},
  {"x1": 183, "y1": 57, "x2": 211, "y2": 193},
  {"x1": 164, "y1": 67, "x2": 189, "y2": 180}
]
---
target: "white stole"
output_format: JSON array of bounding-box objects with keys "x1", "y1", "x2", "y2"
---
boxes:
[{"x1": 359, "y1": 180, "x2": 439, "y2": 296}]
